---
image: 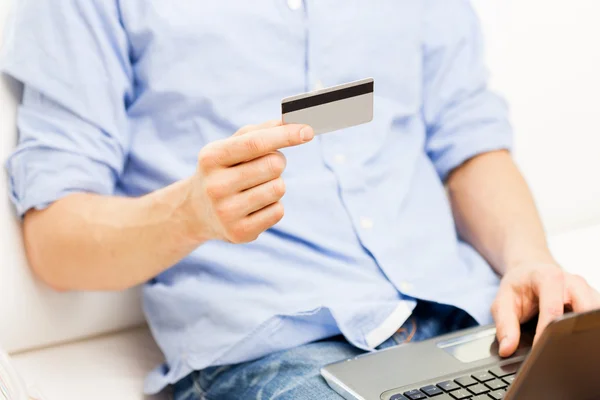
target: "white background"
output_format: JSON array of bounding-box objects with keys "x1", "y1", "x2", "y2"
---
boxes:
[{"x1": 472, "y1": 0, "x2": 600, "y2": 234}]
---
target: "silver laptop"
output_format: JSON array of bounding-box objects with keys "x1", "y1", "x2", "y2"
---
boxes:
[{"x1": 321, "y1": 309, "x2": 600, "y2": 400}]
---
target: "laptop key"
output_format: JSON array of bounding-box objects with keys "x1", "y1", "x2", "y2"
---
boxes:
[
  {"x1": 502, "y1": 375, "x2": 516, "y2": 385},
  {"x1": 449, "y1": 389, "x2": 471, "y2": 399},
  {"x1": 420, "y1": 385, "x2": 444, "y2": 396},
  {"x1": 485, "y1": 379, "x2": 508, "y2": 391},
  {"x1": 433, "y1": 395, "x2": 454, "y2": 400},
  {"x1": 489, "y1": 363, "x2": 520, "y2": 378},
  {"x1": 403, "y1": 389, "x2": 427, "y2": 399},
  {"x1": 437, "y1": 381, "x2": 461, "y2": 392},
  {"x1": 472, "y1": 371, "x2": 494, "y2": 382},
  {"x1": 489, "y1": 390, "x2": 506, "y2": 399},
  {"x1": 455, "y1": 376, "x2": 477, "y2": 387},
  {"x1": 467, "y1": 383, "x2": 489, "y2": 395},
  {"x1": 472, "y1": 396, "x2": 490, "y2": 400},
  {"x1": 390, "y1": 395, "x2": 409, "y2": 400}
]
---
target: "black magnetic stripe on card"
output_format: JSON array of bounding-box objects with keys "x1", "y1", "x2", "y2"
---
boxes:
[{"x1": 282, "y1": 81, "x2": 374, "y2": 114}]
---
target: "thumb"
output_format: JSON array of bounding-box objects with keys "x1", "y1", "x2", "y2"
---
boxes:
[{"x1": 491, "y1": 292, "x2": 522, "y2": 358}]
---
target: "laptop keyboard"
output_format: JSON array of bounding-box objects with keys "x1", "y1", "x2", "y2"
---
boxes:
[{"x1": 388, "y1": 362, "x2": 520, "y2": 400}]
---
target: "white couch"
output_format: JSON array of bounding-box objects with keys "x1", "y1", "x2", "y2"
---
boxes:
[{"x1": 1, "y1": 1, "x2": 599, "y2": 399}]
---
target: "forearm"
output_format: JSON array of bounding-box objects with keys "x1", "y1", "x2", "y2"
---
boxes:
[
  {"x1": 24, "y1": 178, "x2": 202, "y2": 291},
  {"x1": 447, "y1": 150, "x2": 554, "y2": 275},
  {"x1": 22, "y1": 122, "x2": 309, "y2": 292}
]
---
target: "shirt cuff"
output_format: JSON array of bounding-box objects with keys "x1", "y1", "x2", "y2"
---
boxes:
[
  {"x1": 432, "y1": 125, "x2": 513, "y2": 181},
  {"x1": 7, "y1": 146, "x2": 116, "y2": 218}
]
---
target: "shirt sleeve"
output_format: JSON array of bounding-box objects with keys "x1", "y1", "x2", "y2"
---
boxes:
[
  {"x1": 422, "y1": 0, "x2": 513, "y2": 181},
  {"x1": 1, "y1": 0, "x2": 133, "y2": 217}
]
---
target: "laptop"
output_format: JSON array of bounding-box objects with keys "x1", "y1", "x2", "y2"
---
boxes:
[{"x1": 321, "y1": 308, "x2": 600, "y2": 400}]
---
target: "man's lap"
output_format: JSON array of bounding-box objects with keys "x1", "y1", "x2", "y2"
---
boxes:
[{"x1": 173, "y1": 301, "x2": 477, "y2": 400}]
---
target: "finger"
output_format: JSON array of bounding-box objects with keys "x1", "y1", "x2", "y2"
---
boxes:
[
  {"x1": 233, "y1": 119, "x2": 282, "y2": 137},
  {"x1": 237, "y1": 177, "x2": 286, "y2": 216},
  {"x1": 244, "y1": 201, "x2": 285, "y2": 234},
  {"x1": 216, "y1": 177, "x2": 285, "y2": 221},
  {"x1": 230, "y1": 202, "x2": 285, "y2": 243},
  {"x1": 228, "y1": 151, "x2": 286, "y2": 192},
  {"x1": 566, "y1": 274, "x2": 600, "y2": 312},
  {"x1": 534, "y1": 270, "x2": 566, "y2": 343},
  {"x1": 203, "y1": 152, "x2": 286, "y2": 199},
  {"x1": 218, "y1": 124, "x2": 314, "y2": 166},
  {"x1": 491, "y1": 290, "x2": 522, "y2": 357}
]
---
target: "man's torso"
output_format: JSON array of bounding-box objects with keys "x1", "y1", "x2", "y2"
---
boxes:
[{"x1": 2, "y1": 1, "x2": 503, "y2": 394}]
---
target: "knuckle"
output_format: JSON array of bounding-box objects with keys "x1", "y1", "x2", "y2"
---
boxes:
[
  {"x1": 199, "y1": 143, "x2": 229, "y2": 169},
  {"x1": 534, "y1": 267, "x2": 562, "y2": 285},
  {"x1": 545, "y1": 268, "x2": 565, "y2": 284},
  {"x1": 262, "y1": 205, "x2": 285, "y2": 230},
  {"x1": 236, "y1": 162, "x2": 254, "y2": 183},
  {"x1": 265, "y1": 153, "x2": 286, "y2": 176},
  {"x1": 491, "y1": 288, "x2": 515, "y2": 313},
  {"x1": 546, "y1": 305, "x2": 564, "y2": 318},
  {"x1": 227, "y1": 222, "x2": 254, "y2": 244},
  {"x1": 490, "y1": 297, "x2": 506, "y2": 316},
  {"x1": 570, "y1": 274, "x2": 587, "y2": 287},
  {"x1": 245, "y1": 137, "x2": 265, "y2": 154},
  {"x1": 204, "y1": 180, "x2": 228, "y2": 199},
  {"x1": 214, "y1": 203, "x2": 233, "y2": 220},
  {"x1": 270, "y1": 202, "x2": 285, "y2": 223},
  {"x1": 246, "y1": 189, "x2": 262, "y2": 206},
  {"x1": 285, "y1": 126, "x2": 300, "y2": 146},
  {"x1": 198, "y1": 147, "x2": 216, "y2": 170},
  {"x1": 216, "y1": 199, "x2": 245, "y2": 221},
  {"x1": 271, "y1": 178, "x2": 286, "y2": 198},
  {"x1": 224, "y1": 225, "x2": 241, "y2": 243}
]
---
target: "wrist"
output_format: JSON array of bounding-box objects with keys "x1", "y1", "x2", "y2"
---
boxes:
[
  {"x1": 142, "y1": 177, "x2": 210, "y2": 247},
  {"x1": 176, "y1": 176, "x2": 212, "y2": 245},
  {"x1": 503, "y1": 248, "x2": 557, "y2": 273}
]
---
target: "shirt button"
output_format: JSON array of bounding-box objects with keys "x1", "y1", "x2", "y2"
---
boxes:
[
  {"x1": 360, "y1": 217, "x2": 374, "y2": 230},
  {"x1": 400, "y1": 282, "x2": 413, "y2": 292},
  {"x1": 334, "y1": 154, "x2": 346, "y2": 164},
  {"x1": 287, "y1": 0, "x2": 303, "y2": 11}
]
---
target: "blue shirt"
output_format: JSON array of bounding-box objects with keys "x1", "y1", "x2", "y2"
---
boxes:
[{"x1": 2, "y1": 0, "x2": 512, "y2": 394}]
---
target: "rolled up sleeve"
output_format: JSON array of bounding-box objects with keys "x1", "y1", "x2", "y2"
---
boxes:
[
  {"x1": 423, "y1": 0, "x2": 513, "y2": 181},
  {"x1": 1, "y1": 0, "x2": 133, "y2": 217}
]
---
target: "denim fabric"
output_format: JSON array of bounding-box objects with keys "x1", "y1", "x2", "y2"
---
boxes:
[{"x1": 173, "y1": 302, "x2": 477, "y2": 400}]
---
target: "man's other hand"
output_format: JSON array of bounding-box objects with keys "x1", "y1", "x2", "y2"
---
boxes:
[
  {"x1": 184, "y1": 120, "x2": 314, "y2": 244},
  {"x1": 492, "y1": 262, "x2": 600, "y2": 357}
]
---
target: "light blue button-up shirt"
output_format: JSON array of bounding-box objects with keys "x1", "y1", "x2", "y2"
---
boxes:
[{"x1": 2, "y1": 0, "x2": 512, "y2": 394}]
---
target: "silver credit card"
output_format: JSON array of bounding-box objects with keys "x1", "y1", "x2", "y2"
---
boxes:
[{"x1": 281, "y1": 78, "x2": 374, "y2": 135}]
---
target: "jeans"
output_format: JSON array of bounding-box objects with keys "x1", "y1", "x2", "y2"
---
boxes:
[{"x1": 173, "y1": 301, "x2": 477, "y2": 400}]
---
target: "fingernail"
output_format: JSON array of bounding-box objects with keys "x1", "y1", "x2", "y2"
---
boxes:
[{"x1": 300, "y1": 126, "x2": 314, "y2": 142}]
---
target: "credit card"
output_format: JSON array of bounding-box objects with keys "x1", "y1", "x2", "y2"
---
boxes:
[{"x1": 281, "y1": 78, "x2": 374, "y2": 135}]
